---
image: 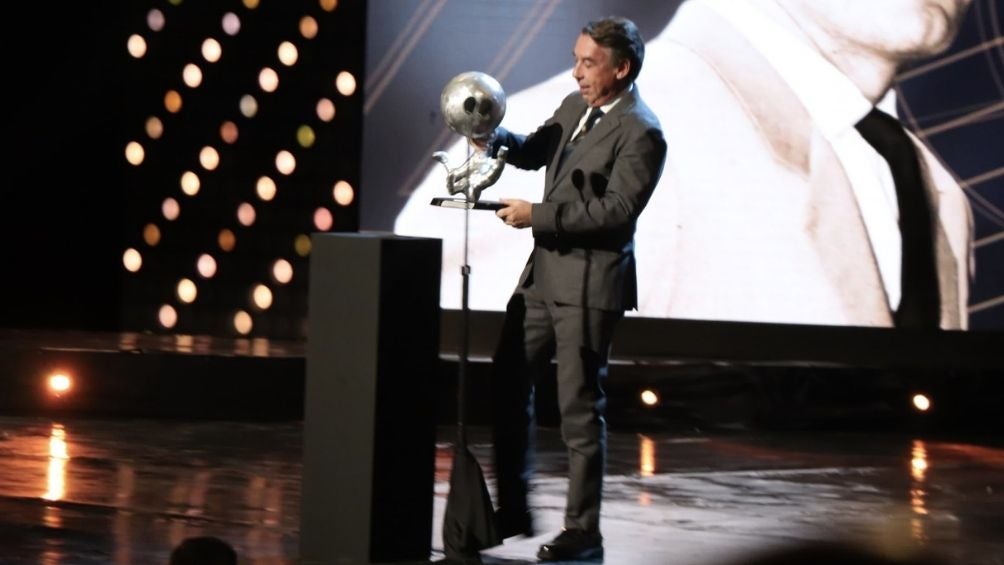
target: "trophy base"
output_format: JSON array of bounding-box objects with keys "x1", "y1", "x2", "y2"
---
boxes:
[{"x1": 430, "y1": 197, "x2": 506, "y2": 211}]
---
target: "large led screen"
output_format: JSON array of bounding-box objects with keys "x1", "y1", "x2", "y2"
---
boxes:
[{"x1": 362, "y1": 0, "x2": 1004, "y2": 330}]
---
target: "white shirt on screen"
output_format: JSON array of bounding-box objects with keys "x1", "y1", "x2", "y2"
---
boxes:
[{"x1": 702, "y1": 0, "x2": 904, "y2": 310}]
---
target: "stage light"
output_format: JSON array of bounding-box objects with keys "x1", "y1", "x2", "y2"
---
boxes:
[
  {"x1": 252, "y1": 284, "x2": 273, "y2": 310},
  {"x1": 316, "y1": 98, "x2": 335, "y2": 121},
  {"x1": 256, "y1": 176, "x2": 277, "y2": 201},
  {"x1": 147, "y1": 9, "x2": 165, "y2": 32},
  {"x1": 314, "y1": 207, "x2": 333, "y2": 231},
  {"x1": 239, "y1": 94, "x2": 258, "y2": 118},
  {"x1": 640, "y1": 389, "x2": 659, "y2": 406},
  {"x1": 197, "y1": 254, "x2": 217, "y2": 278},
  {"x1": 336, "y1": 71, "x2": 357, "y2": 96},
  {"x1": 272, "y1": 259, "x2": 293, "y2": 284},
  {"x1": 912, "y1": 394, "x2": 932, "y2": 412},
  {"x1": 183, "y1": 63, "x2": 203, "y2": 88},
  {"x1": 199, "y1": 146, "x2": 220, "y2": 170},
  {"x1": 259, "y1": 67, "x2": 279, "y2": 93},
  {"x1": 145, "y1": 116, "x2": 163, "y2": 139},
  {"x1": 237, "y1": 202, "x2": 256, "y2": 226},
  {"x1": 177, "y1": 278, "x2": 197, "y2": 303},
  {"x1": 220, "y1": 121, "x2": 239, "y2": 144},
  {"x1": 222, "y1": 12, "x2": 241, "y2": 36},
  {"x1": 47, "y1": 373, "x2": 73, "y2": 396},
  {"x1": 278, "y1": 41, "x2": 299, "y2": 66},
  {"x1": 319, "y1": 0, "x2": 338, "y2": 12},
  {"x1": 143, "y1": 223, "x2": 161, "y2": 246},
  {"x1": 125, "y1": 141, "x2": 145, "y2": 165},
  {"x1": 164, "y1": 90, "x2": 182, "y2": 113},
  {"x1": 243, "y1": 0, "x2": 260, "y2": 9},
  {"x1": 234, "y1": 310, "x2": 253, "y2": 335},
  {"x1": 218, "y1": 229, "x2": 236, "y2": 252},
  {"x1": 333, "y1": 180, "x2": 354, "y2": 206},
  {"x1": 297, "y1": 125, "x2": 315, "y2": 148},
  {"x1": 159, "y1": 304, "x2": 178, "y2": 329},
  {"x1": 127, "y1": 34, "x2": 147, "y2": 58},
  {"x1": 300, "y1": 16, "x2": 319, "y2": 39},
  {"x1": 294, "y1": 234, "x2": 311, "y2": 257},
  {"x1": 275, "y1": 150, "x2": 296, "y2": 175},
  {"x1": 202, "y1": 38, "x2": 222, "y2": 63},
  {"x1": 180, "y1": 171, "x2": 201, "y2": 195},
  {"x1": 123, "y1": 248, "x2": 142, "y2": 272},
  {"x1": 162, "y1": 197, "x2": 180, "y2": 221}
]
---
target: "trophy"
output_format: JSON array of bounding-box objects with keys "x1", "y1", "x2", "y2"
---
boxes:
[{"x1": 431, "y1": 71, "x2": 509, "y2": 206}]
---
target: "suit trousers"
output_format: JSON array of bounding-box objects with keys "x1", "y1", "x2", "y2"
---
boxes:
[{"x1": 491, "y1": 282, "x2": 622, "y2": 533}]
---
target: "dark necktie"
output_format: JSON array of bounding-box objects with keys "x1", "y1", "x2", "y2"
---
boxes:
[
  {"x1": 570, "y1": 107, "x2": 604, "y2": 145},
  {"x1": 854, "y1": 108, "x2": 940, "y2": 329}
]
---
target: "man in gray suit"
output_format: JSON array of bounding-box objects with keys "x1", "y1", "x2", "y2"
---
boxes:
[{"x1": 485, "y1": 16, "x2": 666, "y2": 562}]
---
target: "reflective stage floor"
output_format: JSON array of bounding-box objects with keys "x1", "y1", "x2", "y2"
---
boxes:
[{"x1": 1, "y1": 417, "x2": 1002, "y2": 564}]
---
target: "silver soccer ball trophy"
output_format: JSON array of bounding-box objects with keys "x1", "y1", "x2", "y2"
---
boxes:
[{"x1": 432, "y1": 71, "x2": 509, "y2": 203}]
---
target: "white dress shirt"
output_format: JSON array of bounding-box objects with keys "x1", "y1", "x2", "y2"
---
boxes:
[{"x1": 703, "y1": 0, "x2": 904, "y2": 310}]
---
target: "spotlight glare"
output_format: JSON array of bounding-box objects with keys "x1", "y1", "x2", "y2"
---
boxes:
[
  {"x1": 220, "y1": 121, "x2": 239, "y2": 144},
  {"x1": 316, "y1": 98, "x2": 335, "y2": 122},
  {"x1": 237, "y1": 202, "x2": 256, "y2": 226},
  {"x1": 143, "y1": 223, "x2": 161, "y2": 246},
  {"x1": 197, "y1": 254, "x2": 218, "y2": 278},
  {"x1": 159, "y1": 304, "x2": 178, "y2": 329},
  {"x1": 333, "y1": 180, "x2": 354, "y2": 206},
  {"x1": 297, "y1": 125, "x2": 315, "y2": 148},
  {"x1": 300, "y1": 16, "x2": 319, "y2": 39},
  {"x1": 259, "y1": 67, "x2": 279, "y2": 93},
  {"x1": 199, "y1": 146, "x2": 220, "y2": 170},
  {"x1": 314, "y1": 207, "x2": 333, "y2": 231},
  {"x1": 252, "y1": 284, "x2": 273, "y2": 310},
  {"x1": 239, "y1": 94, "x2": 258, "y2": 118},
  {"x1": 222, "y1": 12, "x2": 241, "y2": 36},
  {"x1": 182, "y1": 63, "x2": 203, "y2": 88},
  {"x1": 335, "y1": 71, "x2": 357, "y2": 96},
  {"x1": 145, "y1": 116, "x2": 164, "y2": 139},
  {"x1": 273, "y1": 259, "x2": 293, "y2": 284},
  {"x1": 912, "y1": 394, "x2": 932, "y2": 413},
  {"x1": 242, "y1": 0, "x2": 260, "y2": 9},
  {"x1": 202, "y1": 38, "x2": 222, "y2": 62},
  {"x1": 180, "y1": 171, "x2": 201, "y2": 195},
  {"x1": 278, "y1": 41, "x2": 298, "y2": 66},
  {"x1": 162, "y1": 197, "x2": 180, "y2": 221},
  {"x1": 275, "y1": 150, "x2": 296, "y2": 175},
  {"x1": 123, "y1": 248, "x2": 143, "y2": 272},
  {"x1": 294, "y1": 234, "x2": 311, "y2": 257},
  {"x1": 177, "y1": 278, "x2": 197, "y2": 303},
  {"x1": 640, "y1": 389, "x2": 659, "y2": 406},
  {"x1": 218, "y1": 229, "x2": 236, "y2": 252},
  {"x1": 234, "y1": 310, "x2": 253, "y2": 335},
  {"x1": 147, "y1": 8, "x2": 165, "y2": 32},
  {"x1": 47, "y1": 373, "x2": 73, "y2": 396},
  {"x1": 127, "y1": 34, "x2": 147, "y2": 58},
  {"x1": 256, "y1": 176, "x2": 277, "y2": 201},
  {"x1": 164, "y1": 90, "x2": 183, "y2": 113},
  {"x1": 319, "y1": 0, "x2": 338, "y2": 12},
  {"x1": 125, "y1": 141, "x2": 145, "y2": 165}
]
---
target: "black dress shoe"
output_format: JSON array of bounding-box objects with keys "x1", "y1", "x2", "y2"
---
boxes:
[
  {"x1": 495, "y1": 508, "x2": 535, "y2": 538},
  {"x1": 537, "y1": 529, "x2": 603, "y2": 562}
]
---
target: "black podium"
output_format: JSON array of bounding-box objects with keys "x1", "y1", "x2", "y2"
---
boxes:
[{"x1": 300, "y1": 232, "x2": 441, "y2": 564}]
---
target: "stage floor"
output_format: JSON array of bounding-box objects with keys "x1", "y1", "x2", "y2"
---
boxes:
[{"x1": 0, "y1": 417, "x2": 1002, "y2": 564}]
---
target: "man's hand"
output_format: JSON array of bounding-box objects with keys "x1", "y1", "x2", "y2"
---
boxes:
[{"x1": 497, "y1": 198, "x2": 532, "y2": 229}]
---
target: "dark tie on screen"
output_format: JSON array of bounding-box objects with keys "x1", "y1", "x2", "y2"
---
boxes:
[
  {"x1": 569, "y1": 107, "x2": 604, "y2": 145},
  {"x1": 854, "y1": 107, "x2": 940, "y2": 329}
]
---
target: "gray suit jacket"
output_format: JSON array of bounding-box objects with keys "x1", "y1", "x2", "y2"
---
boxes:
[{"x1": 494, "y1": 87, "x2": 667, "y2": 311}]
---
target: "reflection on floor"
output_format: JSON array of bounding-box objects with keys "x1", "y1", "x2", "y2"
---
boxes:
[{"x1": 0, "y1": 417, "x2": 1002, "y2": 564}]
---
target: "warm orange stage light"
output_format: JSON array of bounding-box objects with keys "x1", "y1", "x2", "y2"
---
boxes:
[{"x1": 47, "y1": 373, "x2": 73, "y2": 396}]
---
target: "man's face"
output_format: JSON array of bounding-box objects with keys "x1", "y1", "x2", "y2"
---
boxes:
[
  {"x1": 572, "y1": 34, "x2": 629, "y2": 108},
  {"x1": 779, "y1": 0, "x2": 971, "y2": 61}
]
